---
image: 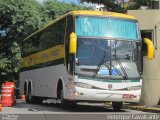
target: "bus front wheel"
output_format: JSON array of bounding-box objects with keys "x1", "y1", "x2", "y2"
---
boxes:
[
  {"x1": 112, "y1": 102, "x2": 123, "y2": 111},
  {"x1": 60, "y1": 89, "x2": 76, "y2": 109},
  {"x1": 60, "y1": 89, "x2": 70, "y2": 109}
]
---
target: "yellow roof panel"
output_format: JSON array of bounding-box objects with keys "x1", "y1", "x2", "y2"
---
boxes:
[{"x1": 70, "y1": 10, "x2": 137, "y2": 20}]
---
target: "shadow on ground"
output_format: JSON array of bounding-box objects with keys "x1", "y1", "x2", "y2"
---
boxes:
[{"x1": 12, "y1": 100, "x2": 126, "y2": 113}]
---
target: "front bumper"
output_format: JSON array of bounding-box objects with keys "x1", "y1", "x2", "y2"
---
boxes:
[{"x1": 68, "y1": 86, "x2": 141, "y2": 103}]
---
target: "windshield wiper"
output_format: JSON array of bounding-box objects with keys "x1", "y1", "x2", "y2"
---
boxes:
[
  {"x1": 113, "y1": 41, "x2": 128, "y2": 80},
  {"x1": 92, "y1": 50, "x2": 110, "y2": 78},
  {"x1": 115, "y1": 56, "x2": 128, "y2": 80}
]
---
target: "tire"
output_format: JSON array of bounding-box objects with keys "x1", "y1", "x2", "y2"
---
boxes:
[
  {"x1": 26, "y1": 86, "x2": 42, "y2": 104},
  {"x1": 26, "y1": 86, "x2": 32, "y2": 103},
  {"x1": 60, "y1": 89, "x2": 75, "y2": 109},
  {"x1": 60, "y1": 89, "x2": 69, "y2": 109},
  {"x1": 24, "y1": 84, "x2": 28, "y2": 102},
  {"x1": 112, "y1": 102, "x2": 123, "y2": 111}
]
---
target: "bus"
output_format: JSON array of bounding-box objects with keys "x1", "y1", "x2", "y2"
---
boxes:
[{"x1": 20, "y1": 10, "x2": 154, "y2": 110}]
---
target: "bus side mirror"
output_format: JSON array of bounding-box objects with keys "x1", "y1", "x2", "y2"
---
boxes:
[
  {"x1": 69, "y1": 32, "x2": 77, "y2": 75},
  {"x1": 69, "y1": 32, "x2": 77, "y2": 54},
  {"x1": 144, "y1": 38, "x2": 154, "y2": 59}
]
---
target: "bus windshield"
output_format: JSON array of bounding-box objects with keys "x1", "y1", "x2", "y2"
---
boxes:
[
  {"x1": 75, "y1": 16, "x2": 141, "y2": 80},
  {"x1": 76, "y1": 16, "x2": 140, "y2": 40},
  {"x1": 75, "y1": 38, "x2": 141, "y2": 79}
]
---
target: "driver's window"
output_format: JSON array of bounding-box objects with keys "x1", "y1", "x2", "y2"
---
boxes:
[{"x1": 77, "y1": 40, "x2": 93, "y2": 65}]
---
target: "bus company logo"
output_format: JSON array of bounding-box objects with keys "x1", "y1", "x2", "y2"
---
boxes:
[{"x1": 108, "y1": 84, "x2": 112, "y2": 89}]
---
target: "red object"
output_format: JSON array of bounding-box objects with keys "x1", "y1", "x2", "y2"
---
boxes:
[
  {"x1": 0, "y1": 104, "x2": 2, "y2": 111},
  {"x1": 123, "y1": 94, "x2": 136, "y2": 99},
  {"x1": 21, "y1": 95, "x2": 26, "y2": 100},
  {"x1": 0, "y1": 82, "x2": 16, "y2": 107}
]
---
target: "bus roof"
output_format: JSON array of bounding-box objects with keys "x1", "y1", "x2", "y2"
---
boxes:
[
  {"x1": 70, "y1": 10, "x2": 137, "y2": 20},
  {"x1": 24, "y1": 10, "x2": 137, "y2": 41}
]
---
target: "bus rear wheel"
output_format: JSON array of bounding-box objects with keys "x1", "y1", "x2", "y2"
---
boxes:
[
  {"x1": 27, "y1": 85, "x2": 43, "y2": 104},
  {"x1": 112, "y1": 102, "x2": 123, "y2": 111},
  {"x1": 26, "y1": 85, "x2": 32, "y2": 103}
]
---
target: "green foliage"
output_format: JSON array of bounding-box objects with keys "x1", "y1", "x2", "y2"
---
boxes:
[
  {"x1": 0, "y1": 0, "x2": 44, "y2": 42},
  {"x1": 134, "y1": 0, "x2": 151, "y2": 6},
  {"x1": 0, "y1": 42, "x2": 21, "y2": 80},
  {"x1": 10, "y1": 42, "x2": 21, "y2": 73},
  {"x1": 81, "y1": 0, "x2": 125, "y2": 12},
  {"x1": 0, "y1": 0, "x2": 44, "y2": 80},
  {"x1": 81, "y1": 0, "x2": 152, "y2": 12},
  {"x1": 0, "y1": 57, "x2": 11, "y2": 74},
  {"x1": 127, "y1": 0, "x2": 151, "y2": 10},
  {"x1": 43, "y1": 0, "x2": 91, "y2": 20}
]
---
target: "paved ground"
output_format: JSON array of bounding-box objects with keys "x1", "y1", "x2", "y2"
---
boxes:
[
  {"x1": 0, "y1": 100, "x2": 159, "y2": 120},
  {"x1": 0, "y1": 99, "x2": 149, "y2": 113}
]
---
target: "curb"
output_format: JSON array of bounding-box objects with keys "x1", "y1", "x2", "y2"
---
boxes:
[
  {"x1": 124, "y1": 105, "x2": 160, "y2": 113},
  {"x1": 143, "y1": 107, "x2": 160, "y2": 113}
]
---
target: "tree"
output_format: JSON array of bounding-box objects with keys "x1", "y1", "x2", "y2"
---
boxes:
[
  {"x1": 0, "y1": 0, "x2": 45, "y2": 80},
  {"x1": 80, "y1": 0, "x2": 125, "y2": 12},
  {"x1": 43, "y1": 0, "x2": 91, "y2": 20},
  {"x1": 0, "y1": 0, "x2": 44, "y2": 44},
  {"x1": 80, "y1": 0, "x2": 152, "y2": 12},
  {"x1": 126, "y1": 0, "x2": 151, "y2": 10}
]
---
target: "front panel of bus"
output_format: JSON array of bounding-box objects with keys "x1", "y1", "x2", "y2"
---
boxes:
[{"x1": 68, "y1": 15, "x2": 142, "y2": 103}]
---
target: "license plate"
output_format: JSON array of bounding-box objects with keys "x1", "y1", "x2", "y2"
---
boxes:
[{"x1": 123, "y1": 94, "x2": 135, "y2": 99}]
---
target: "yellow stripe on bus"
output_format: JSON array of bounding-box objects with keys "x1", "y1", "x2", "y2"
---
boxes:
[{"x1": 20, "y1": 45, "x2": 64, "y2": 68}]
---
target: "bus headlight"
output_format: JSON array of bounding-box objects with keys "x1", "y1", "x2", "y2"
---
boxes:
[
  {"x1": 127, "y1": 86, "x2": 141, "y2": 91},
  {"x1": 74, "y1": 82, "x2": 93, "y2": 89}
]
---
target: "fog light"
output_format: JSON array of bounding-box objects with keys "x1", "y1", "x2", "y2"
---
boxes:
[{"x1": 75, "y1": 92, "x2": 83, "y2": 96}]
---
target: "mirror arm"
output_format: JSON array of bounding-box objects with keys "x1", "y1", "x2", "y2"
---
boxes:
[{"x1": 69, "y1": 53, "x2": 75, "y2": 75}]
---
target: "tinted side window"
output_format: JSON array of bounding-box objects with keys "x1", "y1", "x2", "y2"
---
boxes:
[
  {"x1": 56, "y1": 18, "x2": 66, "y2": 45},
  {"x1": 22, "y1": 17, "x2": 66, "y2": 57},
  {"x1": 39, "y1": 25, "x2": 58, "y2": 50},
  {"x1": 65, "y1": 15, "x2": 73, "y2": 70},
  {"x1": 22, "y1": 35, "x2": 40, "y2": 57}
]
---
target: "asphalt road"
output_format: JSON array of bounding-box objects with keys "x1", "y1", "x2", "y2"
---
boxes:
[{"x1": 0, "y1": 100, "x2": 159, "y2": 120}]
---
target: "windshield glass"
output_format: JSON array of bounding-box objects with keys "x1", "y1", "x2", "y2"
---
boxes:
[
  {"x1": 75, "y1": 38, "x2": 141, "y2": 80},
  {"x1": 76, "y1": 16, "x2": 140, "y2": 40}
]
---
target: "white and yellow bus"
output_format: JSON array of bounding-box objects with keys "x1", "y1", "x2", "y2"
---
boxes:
[{"x1": 20, "y1": 10, "x2": 154, "y2": 110}]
